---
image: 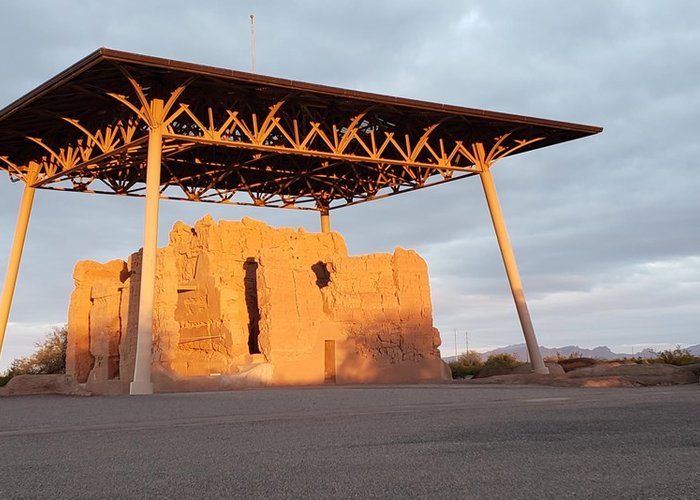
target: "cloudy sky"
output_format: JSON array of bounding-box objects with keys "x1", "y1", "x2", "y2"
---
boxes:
[{"x1": 1, "y1": 0, "x2": 698, "y2": 369}]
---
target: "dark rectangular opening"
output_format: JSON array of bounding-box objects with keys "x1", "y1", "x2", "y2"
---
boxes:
[
  {"x1": 324, "y1": 340, "x2": 336, "y2": 383},
  {"x1": 244, "y1": 258, "x2": 261, "y2": 354}
]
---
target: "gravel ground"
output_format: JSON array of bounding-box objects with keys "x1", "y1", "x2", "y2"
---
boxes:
[{"x1": 1, "y1": 384, "x2": 699, "y2": 499}]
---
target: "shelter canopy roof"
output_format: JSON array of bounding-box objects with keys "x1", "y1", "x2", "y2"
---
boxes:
[{"x1": 0, "y1": 48, "x2": 602, "y2": 210}]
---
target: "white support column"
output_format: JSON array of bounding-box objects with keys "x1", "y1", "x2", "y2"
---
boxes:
[
  {"x1": 0, "y1": 163, "x2": 39, "y2": 360},
  {"x1": 480, "y1": 168, "x2": 548, "y2": 374},
  {"x1": 320, "y1": 209, "x2": 331, "y2": 234},
  {"x1": 130, "y1": 100, "x2": 164, "y2": 395}
]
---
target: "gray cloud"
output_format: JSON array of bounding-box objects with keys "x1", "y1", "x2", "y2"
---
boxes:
[{"x1": 1, "y1": 1, "x2": 698, "y2": 368}]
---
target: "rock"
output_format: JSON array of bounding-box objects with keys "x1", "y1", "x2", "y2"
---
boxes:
[
  {"x1": 67, "y1": 217, "x2": 450, "y2": 393},
  {"x1": 0, "y1": 374, "x2": 91, "y2": 397}
]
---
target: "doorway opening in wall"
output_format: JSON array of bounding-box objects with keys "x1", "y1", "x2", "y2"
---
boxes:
[
  {"x1": 244, "y1": 258, "x2": 261, "y2": 354},
  {"x1": 324, "y1": 340, "x2": 336, "y2": 383}
]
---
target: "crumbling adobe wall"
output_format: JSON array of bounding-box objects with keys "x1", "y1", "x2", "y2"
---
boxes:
[
  {"x1": 66, "y1": 216, "x2": 450, "y2": 392},
  {"x1": 66, "y1": 259, "x2": 128, "y2": 384}
]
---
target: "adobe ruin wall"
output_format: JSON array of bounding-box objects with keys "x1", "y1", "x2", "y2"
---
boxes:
[{"x1": 66, "y1": 216, "x2": 450, "y2": 393}]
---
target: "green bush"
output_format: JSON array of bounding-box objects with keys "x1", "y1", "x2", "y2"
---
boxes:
[
  {"x1": 611, "y1": 346, "x2": 699, "y2": 366},
  {"x1": 652, "y1": 346, "x2": 700, "y2": 366},
  {"x1": 0, "y1": 326, "x2": 67, "y2": 386},
  {"x1": 448, "y1": 350, "x2": 484, "y2": 378},
  {"x1": 483, "y1": 352, "x2": 522, "y2": 369}
]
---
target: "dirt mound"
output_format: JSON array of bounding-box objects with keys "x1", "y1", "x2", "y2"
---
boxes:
[
  {"x1": 557, "y1": 357, "x2": 598, "y2": 372},
  {"x1": 473, "y1": 362, "x2": 564, "y2": 379},
  {"x1": 0, "y1": 374, "x2": 92, "y2": 397},
  {"x1": 462, "y1": 363, "x2": 699, "y2": 387},
  {"x1": 566, "y1": 363, "x2": 698, "y2": 385}
]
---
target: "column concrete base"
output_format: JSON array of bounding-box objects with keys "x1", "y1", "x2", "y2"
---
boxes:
[{"x1": 129, "y1": 380, "x2": 154, "y2": 395}]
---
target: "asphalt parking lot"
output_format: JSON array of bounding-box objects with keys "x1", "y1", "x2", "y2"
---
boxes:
[{"x1": 1, "y1": 384, "x2": 699, "y2": 499}]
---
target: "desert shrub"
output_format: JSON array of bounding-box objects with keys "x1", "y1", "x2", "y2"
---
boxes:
[
  {"x1": 0, "y1": 326, "x2": 67, "y2": 386},
  {"x1": 544, "y1": 351, "x2": 582, "y2": 363},
  {"x1": 483, "y1": 352, "x2": 523, "y2": 369},
  {"x1": 652, "y1": 346, "x2": 700, "y2": 366},
  {"x1": 449, "y1": 351, "x2": 484, "y2": 378}
]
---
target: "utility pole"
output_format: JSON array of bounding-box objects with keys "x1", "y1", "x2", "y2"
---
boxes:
[
  {"x1": 454, "y1": 329, "x2": 457, "y2": 358},
  {"x1": 465, "y1": 330, "x2": 469, "y2": 353},
  {"x1": 250, "y1": 14, "x2": 256, "y2": 73}
]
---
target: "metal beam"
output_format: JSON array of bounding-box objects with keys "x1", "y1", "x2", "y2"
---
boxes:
[
  {"x1": 0, "y1": 163, "x2": 39, "y2": 360},
  {"x1": 161, "y1": 132, "x2": 482, "y2": 175},
  {"x1": 130, "y1": 99, "x2": 164, "y2": 395},
  {"x1": 479, "y1": 167, "x2": 548, "y2": 374}
]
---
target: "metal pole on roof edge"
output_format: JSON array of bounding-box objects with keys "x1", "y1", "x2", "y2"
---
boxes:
[
  {"x1": 320, "y1": 209, "x2": 331, "y2": 234},
  {"x1": 130, "y1": 99, "x2": 165, "y2": 395},
  {"x1": 0, "y1": 162, "x2": 39, "y2": 360},
  {"x1": 479, "y1": 167, "x2": 549, "y2": 374}
]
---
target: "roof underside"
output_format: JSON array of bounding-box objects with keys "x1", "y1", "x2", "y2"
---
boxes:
[{"x1": 0, "y1": 48, "x2": 602, "y2": 210}]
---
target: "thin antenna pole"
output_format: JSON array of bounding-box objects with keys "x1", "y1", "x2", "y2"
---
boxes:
[{"x1": 250, "y1": 14, "x2": 256, "y2": 73}]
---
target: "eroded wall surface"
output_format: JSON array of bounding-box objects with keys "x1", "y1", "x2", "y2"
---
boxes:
[{"x1": 67, "y1": 216, "x2": 449, "y2": 392}]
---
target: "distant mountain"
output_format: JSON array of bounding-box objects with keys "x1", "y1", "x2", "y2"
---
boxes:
[
  {"x1": 442, "y1": 343, "x2": 700, "y2": 362},
  {"x1": 481, "y1": 344, "x2": 634, "y2": 362}
]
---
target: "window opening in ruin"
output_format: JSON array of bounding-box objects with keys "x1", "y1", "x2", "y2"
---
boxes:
[
  {"x1": 108, "y1": 354, "x2": 120, "y2": 380},
  {"x1": 109, "y1": 285, "x2": 126, "y2": 381},
  {"x1": 244, "y1": 258, "x2": 261, "y2": 354},
  {"x1": 324, "y1": 340, "x2": 336, "y2": 383},
  {"x1": 312, "y1": 261, "x2": 331, "y2": 288}
]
